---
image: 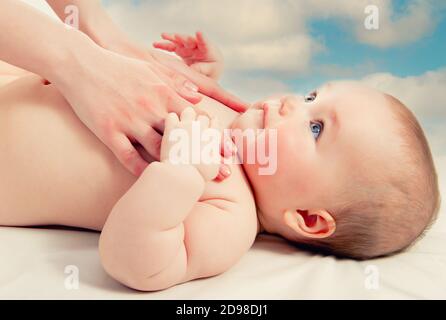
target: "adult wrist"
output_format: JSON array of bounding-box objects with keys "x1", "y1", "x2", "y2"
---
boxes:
[{"x1": 45, "y1": 27, "x2": 99, "y2": 87}]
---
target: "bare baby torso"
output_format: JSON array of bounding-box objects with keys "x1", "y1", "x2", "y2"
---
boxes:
[{"x1": 0, "y1": 74, "x2": 257, "y2": 236}]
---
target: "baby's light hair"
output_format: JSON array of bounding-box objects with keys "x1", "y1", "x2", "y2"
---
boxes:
[{"x1": 296, "y1": 94, "x2": 440, "y2": 260}]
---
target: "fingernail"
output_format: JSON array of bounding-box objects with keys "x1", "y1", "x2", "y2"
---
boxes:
[
  {"x1": 185, "y1": 81, "x2": 199, "y2": 92},
  {"x1": 219, "y1": 165, "x2": 231, "y2": 178}
]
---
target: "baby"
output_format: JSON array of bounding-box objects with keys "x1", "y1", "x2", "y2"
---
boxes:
[
  {"x1": 0, "y1": 32, "x2": 440, "y2": 291},
  {"x1": 154, "y1": 32, "x2": 440, "y2": 260}
]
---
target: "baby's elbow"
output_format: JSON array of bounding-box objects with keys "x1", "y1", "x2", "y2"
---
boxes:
[
  {"x1": 99, "y1": 255, "x2": 172, "y2": 292},
  {"x1": 99, "y1": 241, "x2": 188, "y2": 292},
  {"x1": 118, "y1": 272, "x2": 176, "y2": 292}
]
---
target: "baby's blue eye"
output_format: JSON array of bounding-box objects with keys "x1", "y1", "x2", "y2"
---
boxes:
[{"x1": 310, "y1": 121, "x2": 323, "y2": 140}]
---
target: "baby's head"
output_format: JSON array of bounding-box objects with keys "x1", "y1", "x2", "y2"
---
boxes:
[{"x1": 232, "y1": 81, "x2": 440, "y2": 259}]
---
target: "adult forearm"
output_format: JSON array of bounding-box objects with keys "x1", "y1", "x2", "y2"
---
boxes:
[{"x1": 0, "y1": 0, "x2": 92, "y2": 82}]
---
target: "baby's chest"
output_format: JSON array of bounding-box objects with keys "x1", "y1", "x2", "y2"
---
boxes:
[
  {"x1": 202, "y1": 164, "x2": 254, "y2": 205},
  {"x1": 200, "y1": 166, "x2": 258, "y2": 229},
  {"x1": 183, "y1": 172, "x2": 258, "y2": 275}
]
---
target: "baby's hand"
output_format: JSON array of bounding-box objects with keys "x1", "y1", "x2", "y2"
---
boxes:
[
  {"x1": 161, "y1": 107, "x2": 221, "y2": 181},
  {"x1": 153, "y1": 32, "x2": 223, "y2": 80}
]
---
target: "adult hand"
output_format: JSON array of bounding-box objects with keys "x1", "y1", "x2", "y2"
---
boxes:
[
  {"x1": 45, "y1": 0, "x2": 249, "y2": 112},
  {"x1": 101, "y1": 39, "x2": 249, "y2": 113},
  {"x1": 52, "y1": 36, "x2": 204, "y2": 177},
  {"x1": 94, "y1": 39, "x2": 245, "y2": 179}
]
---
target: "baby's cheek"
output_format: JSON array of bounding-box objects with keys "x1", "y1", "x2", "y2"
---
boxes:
[
  {"x1": 276, "y1": 125, "x2": 319, "y2": 194},
  {"x1": 276, "y1": 124, "x2": 312, "y2": 169}
]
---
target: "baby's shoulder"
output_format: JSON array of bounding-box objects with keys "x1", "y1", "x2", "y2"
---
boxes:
[{"x1": 203, "y1": 163, "x2": 256, "y2": 214}]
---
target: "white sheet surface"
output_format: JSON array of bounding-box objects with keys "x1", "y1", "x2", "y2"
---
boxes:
[{"x1": 1, "y1": 157, "x2": 445, "y2": 300}]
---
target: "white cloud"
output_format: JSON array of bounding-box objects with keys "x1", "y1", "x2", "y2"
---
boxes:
[
  {"x1": 314, "y1": 61, "x2": 378, "y2": 78},
  {"x1": 296, "y1": 0, "x2": 437, "y2": 48},
  {"x1": 354, "y1": 0, "x2": 436, "y2": 48},
  {"x1": 223, "y1": 34, "x2": 321, "y2": 73},
  {"x1": 104, "y1": 0, "x2": 320, "y2": 74},
  {"x1": 361, "y1": 69, "x2": 446, "y2": 120},
  {"x1": 21, "y1": 0, "x2": 439, "y2": 73},
  {"x1": 103, "y1": 0, "x2": 438, "y2": 74},
  {"x1": 429, "y1": 126, "x2": 446, "y2": 159}
]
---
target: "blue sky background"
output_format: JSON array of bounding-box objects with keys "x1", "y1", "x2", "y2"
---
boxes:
[
  {"x1": 101, "y1": 0, "x2": 446, "y2": 79},
  {"x1": 291, "y1": 2, "x2": 446, "y2": 92}
]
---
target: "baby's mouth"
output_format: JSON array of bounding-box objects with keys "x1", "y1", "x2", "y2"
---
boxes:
[{"x1": 259, "y1": 99, "x2": 282, "y2": 128}]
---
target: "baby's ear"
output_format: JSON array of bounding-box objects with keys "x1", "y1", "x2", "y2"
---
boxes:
[{"x1": 283, "y1": 209, "x2": 336, "y2": 239}]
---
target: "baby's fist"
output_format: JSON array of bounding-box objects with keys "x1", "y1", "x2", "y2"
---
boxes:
[{"x1": 161, "y1": 108, "x2": 221, "y2": 181}]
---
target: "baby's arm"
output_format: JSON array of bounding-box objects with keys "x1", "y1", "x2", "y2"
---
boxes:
[
  {"x1": 153, "y1": 32, "x2": 224, "y2": 81},
  {"x1": 99, "y1": 161, "x2": 203, "y2": 290},
  {"x1": 99, "y1": 109, "x2": 249, "y2": 291}
]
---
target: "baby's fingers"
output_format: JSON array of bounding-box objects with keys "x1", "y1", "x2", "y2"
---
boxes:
[
  {"x1": 163, "y1": 33, "x2": 196, "y2": 48},
  {"x1": 197, "y1": 115, "x2": 210, "y2": 129},
  {"x1": 161, "y1": 33, "x2": 186, "y2": 46},
  {"x1": 185, "y1": 36, "x2": 197, "y2": 49},
  {"x1": 195, "y1": 31, "x2": 209, "y2": 52},
  {"x1": 161, "y1": 33, "x2": 178, "y2": 43},
  {"x1": 175, "y1": 34, "x2": 197, "y2": 49},
  {"x1": 153, "y1": 41, "x2": 177, "y2": 52},
  {"x1": 180, "y1": 106, "x2": 197, "y2": 122},
  {"x1": 164, "y1": 112, "x2": 180, "y2": 132}
]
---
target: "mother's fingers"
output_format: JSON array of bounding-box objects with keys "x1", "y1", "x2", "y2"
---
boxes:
[
  {"x1": 171, "y1": 73, "x2": 202, "y2": 105},
  {"x1": 151, "y1": 51, "x2": 249, "y2": 112},
  {"x1": 132, "y1": 124, "x2": 163, "y2": 161},
  {"x1": 163, "y1": 81, "x2": 201, "y2": 115},
  {"x1": 200, "y1": 81, "x2": 248, "y2": 113},
  {"x1": 110, "y1": 134, "x2": 148, "y2": 176},
  {"x1": 148, "y1": 59, "x2": 202, "y2": 105}
]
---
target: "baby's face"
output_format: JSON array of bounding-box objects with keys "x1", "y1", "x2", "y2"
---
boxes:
[{"x1": 232, "y1": 81, "x2": 402, "y2": 236}]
